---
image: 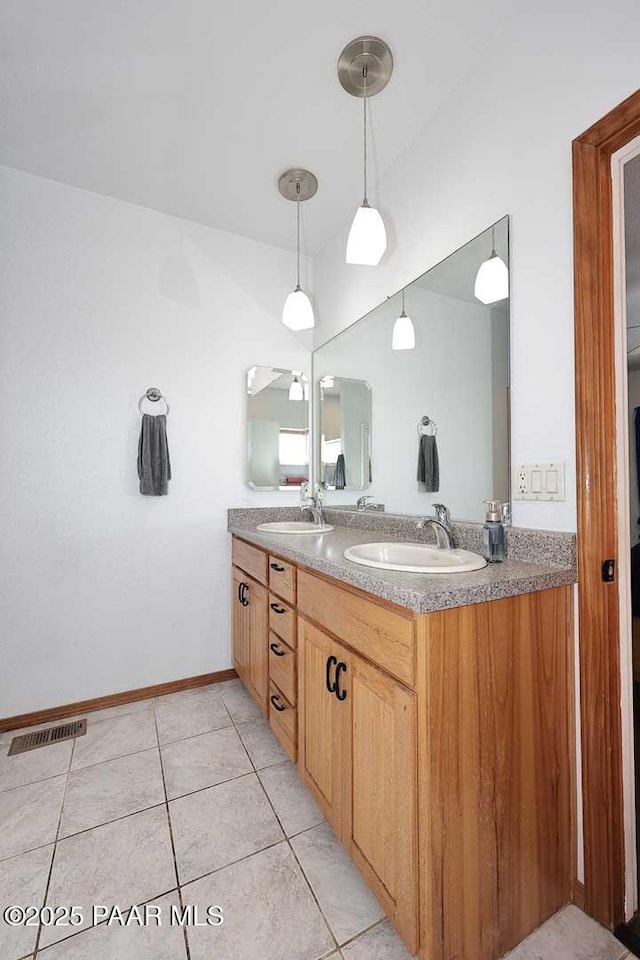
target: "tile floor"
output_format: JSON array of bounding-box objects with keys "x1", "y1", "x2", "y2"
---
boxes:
[{"x1": 0, "y1": 679, "x2": 635, "y2": 960}]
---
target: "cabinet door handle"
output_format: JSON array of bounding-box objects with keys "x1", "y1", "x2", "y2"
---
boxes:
[
  {"x1": 270, "y1": 694, "x2": 286, "y2": 712},
  {"x1": 270, "y1": 602, "x2": 286, "y2": 614},
  {"x1": 270, "y1": 562, "x2": 286, "y2": 572},
  {"x1": 325, "y1": 655, "x2": 338, "y2": 694},
  {"x1": 239, "y1": 583, "x2": 249, "y2": 607},
  {"x1": 270, "y1": 642, "x2": 286, "y2": 657},
  {"x1": 335, "y1": 661, "x2": 347, "y2": 701}
]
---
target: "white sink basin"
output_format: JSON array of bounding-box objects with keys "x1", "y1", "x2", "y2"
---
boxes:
[
  {"x1": 256, "y1": 521, "x2": 334, "y2": 534},
  {"x1": 343, "y1": 541, "x2": 487, "y2": 574}
]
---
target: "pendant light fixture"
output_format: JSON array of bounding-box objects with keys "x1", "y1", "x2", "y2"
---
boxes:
[
  {"x1": 474, "y1": 225, "x2": 509, "y2": 304},
  {"x1": 338, "y1": 36, "x2": 393, "y2": 266},
  {"x1": 279, "y1": 169, "x2": 318, "y2": 330},
  {"x1": 392, "y1": 287, "x2": 415, "y2": 350},
  {"x1": 288, "y1": 374, "x2": 304, "y2": 401}
]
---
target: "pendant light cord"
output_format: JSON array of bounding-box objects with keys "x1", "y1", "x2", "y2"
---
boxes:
[
  {"x1": 363, "y1": 65, "x2": 368, "y2": 203},
  {"x1": 296, "y1": 182, "x2": 301, "y2": 289}
]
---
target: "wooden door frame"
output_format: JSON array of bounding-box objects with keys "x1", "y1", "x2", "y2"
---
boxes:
[{"x1": 574, "y1": 87, "x2": 640, "y2": 928}]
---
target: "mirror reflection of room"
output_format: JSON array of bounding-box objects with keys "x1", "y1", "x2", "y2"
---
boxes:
[
  {"x1": 319, "y1": 377, "x2": 372, "y2": 491},
  {"x1": 246, "y1": 366, "x2": 309, "y2": 491},
  {"x1": 313, "y1": 217, "x2": 510, "y2": 522}
]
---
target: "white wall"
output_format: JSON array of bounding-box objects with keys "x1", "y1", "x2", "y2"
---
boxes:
[
  {"x1": 0, "y1": 166, "x2": 311, "y2": 716},
  {"x1": 315, "y1": 288, "x2": 496, "y2": 521},
  {"x1": 313, "y1": 0, "x2": 640, "y2": 532}
]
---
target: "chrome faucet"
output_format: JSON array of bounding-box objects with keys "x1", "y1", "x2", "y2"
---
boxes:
[
  {"x1": 301, "y1": 495, "x2": 325, "y2": 527},
  {"x1": 356, "y1": 495, "x2": 383, "y2": 512},
  {"x1": 416, "y1": 503, "x2": 454, "y2": 549}
]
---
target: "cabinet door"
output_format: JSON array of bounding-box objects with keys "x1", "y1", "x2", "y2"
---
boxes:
[
  {"x1": 347, "y1": 654, "x2": 419, "y2": 954},
  {"x1": 246, "y1": 577, "x2": 269, "y2": 713},
  {"x1": 298, "y1": 618, "x2": 350, "y2": 836},
  {"x1": 231, "y1": 566, "x2": 250, "y2": 684}
]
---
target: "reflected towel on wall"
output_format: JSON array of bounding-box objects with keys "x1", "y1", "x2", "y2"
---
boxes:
[
  {"x1": 138, "y1": 414, "x2": 171, "y2": 496},
  {"x1": 417, "y1": 434, "x2": 439, "y2": 492},
  {"x1": 334, "y1": 454, "x2": 346, "y2": 490}
]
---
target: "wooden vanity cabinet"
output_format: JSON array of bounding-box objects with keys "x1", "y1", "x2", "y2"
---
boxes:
[
  {"x1": 231, "y1": 566, "x2": 268, "y2": 715},
  {"x1": 230, "y1": 535, "x2": 573, "y2": 960},
  {"x1": 298, "y1": 616, "x2": 419, "y2": 951}
]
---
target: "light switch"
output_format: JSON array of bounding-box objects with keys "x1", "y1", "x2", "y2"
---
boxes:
[{"x1": 513, "y1": 462, "x2": 566, "y2": 501}]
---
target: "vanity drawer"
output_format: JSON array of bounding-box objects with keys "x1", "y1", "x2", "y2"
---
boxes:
[
  {"x1": 268, "y1": 556, "x2": 296, "y2": 604},
  {"x1": 269, "y1": 632, "x2": 297, "y2": 705},
  {"x1": 232, "y1": 537, "x2": 267, "y2": 586},
  {"x1": 269, "y1": 595, "x2": 296, "y2": 648},
  {"x1": 269, "y1": 681, "x2": 297, "y2": 762},
  {"x1": 297, "y1": 569, "x2": 416, "y2": 687}
]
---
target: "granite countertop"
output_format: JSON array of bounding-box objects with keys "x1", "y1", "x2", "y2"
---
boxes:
[{"x1": 228, "y1": 520, "x2": 576, "y2": 615}]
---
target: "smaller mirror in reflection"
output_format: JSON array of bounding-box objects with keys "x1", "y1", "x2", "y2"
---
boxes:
[
  {"x1": 319, "y1": 377, "x2": 372, "y2": 491},
  {"x1": 246, "y1": 366, "x2": 309, "y2": 491}
]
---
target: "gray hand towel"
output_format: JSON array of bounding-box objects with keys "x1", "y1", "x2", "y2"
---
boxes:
[
  {"x1": 138, "y1": 414, "x2": 171, "y2": 496},
  {"x1": 334, "y1": 453, "x2": 346, "y2": 490},
  {"x1": 417, "y1": 434, "x2": 439, "y2": 492}
]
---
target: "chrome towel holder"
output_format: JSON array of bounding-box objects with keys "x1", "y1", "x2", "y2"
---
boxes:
[
  {"x1": 417, "y1": 415, "x2": 437, "y2": 436},
  {"x1": 138, "y1": 387, "x2": 170, "y2": 416}
]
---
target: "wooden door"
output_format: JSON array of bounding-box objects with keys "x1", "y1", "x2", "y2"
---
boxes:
[
  {"x1": 231, "y1": 566, "x2": 250, "y2": 685},
  {"x1": 246, "y1": 577, "x2": 268, "y2": 714},
  {"x1": 347, "y1": 654, "x2": 418, "y2": 954},
  {"x1": 298, "y1": 618, "x2": 350, "y2": 835}
]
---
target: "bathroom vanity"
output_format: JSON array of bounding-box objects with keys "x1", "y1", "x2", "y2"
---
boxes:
[{"x1": 229, "y1": 515, "x2": 575, "y2": 960}]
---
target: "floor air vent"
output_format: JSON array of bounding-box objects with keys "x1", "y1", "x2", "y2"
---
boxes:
[{"x1": 8, "y1": 719, "x2": 88, "y2": 756}]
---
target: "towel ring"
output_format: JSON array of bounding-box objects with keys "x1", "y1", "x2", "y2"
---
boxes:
[
  {"x1": 417, "y1": 416, "x2": 437, "y2": 437},
  {"x1": 138, "y1": 387, "x2": 170, "y2": 416}
]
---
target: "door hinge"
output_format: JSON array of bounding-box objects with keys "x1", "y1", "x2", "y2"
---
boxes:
[{"x1": 602, "y1": 559, "x2": 616, "y2": 583}]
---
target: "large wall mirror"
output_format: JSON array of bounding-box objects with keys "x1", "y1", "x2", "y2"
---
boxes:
[
  {"x1": 313, "y1": 217, "x2": 510, "y2": 523},
  {"x1": 246, "y1": 366, "x2": 309, "y2": 491}
]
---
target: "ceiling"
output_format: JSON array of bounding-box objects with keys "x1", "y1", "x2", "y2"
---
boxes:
[{"x1": 0, "y1": 0, "x2": 512, "y2": 254}]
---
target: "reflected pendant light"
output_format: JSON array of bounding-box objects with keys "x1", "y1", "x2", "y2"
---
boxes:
[
  {"x1": 279, "y1": 169, "x2": 318, "y2": 330},
  {"x1": 392, "y1": 287, "x2": 415, "y2": 350},
  {"x1": 474, "y1": 225, "x2": 509, "y2": 304},
  {"x1": 338, "y1": 37, "x2": 393, "y2": 266},
  {"x1": 288, "y1": 375, "x2": 304, "y2": 401}
]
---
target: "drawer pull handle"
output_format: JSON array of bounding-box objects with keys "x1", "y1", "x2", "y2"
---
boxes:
[
  {"x1": 270, "y1": 603, "x2": 286, "y2": 615},
  {"x1": 270, "y1": 562, "x2": 286, "y2": 572},
  {"x1": 326, "y1": 655, "x2": 338, "y2": 694},
  {"x1": 238, "y1": 583, "x2": 249, "y2": 607},
  {"x1": 270, "y1": 642, "x2": 286, "y2": 657},
  {"x1": 270, "y1": 694, "x2": 286, "y2": 712},
  {"x1": 335, "y1": 661, "x2": 347, "y2": 701}
]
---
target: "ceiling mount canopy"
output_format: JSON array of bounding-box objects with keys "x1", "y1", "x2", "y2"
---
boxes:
[
  {"x1": 277, "y1": 168, "x2": 319, "y2": 203},
  {"x1": 337, "y1": 36, "x2": 393, "y2": 98}
]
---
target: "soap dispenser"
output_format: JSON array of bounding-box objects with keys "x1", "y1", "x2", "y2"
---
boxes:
[{"x1": 483, "y1": 500, "x2": 505, "y2": 563}]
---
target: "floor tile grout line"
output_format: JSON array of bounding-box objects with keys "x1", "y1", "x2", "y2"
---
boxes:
[
  {"x1": 5, "y1": 761, "x2": 289, "y2": 861},
  {"x1": 179, "y1": 836, "x2": 289, "y2": 891},
  {"x1": 31, "y1": 732, "x2": 76, "y2": 957},
  {"x1": 285, "y1": 834, "x2": 341, "y2": 954},
  {"x1": 55, "y1": 799, "x2": 168, "y2": 844},
  {"x1": 251, "y1": 769, "x2": 339, "y2": 954},
  {"x1": 32, "y1": 884, "x2": 183, "y2": 955},
  {"x1": 0, "y1": 761, "x2": 75, "y2": 797},
  {"x1": 152, "y1": 697, "x2": 192, "y2": 960}
]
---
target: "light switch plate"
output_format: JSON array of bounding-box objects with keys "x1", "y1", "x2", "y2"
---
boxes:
[{"x1": 513, "y1": 462, "x2": 566, "y2": 501}]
